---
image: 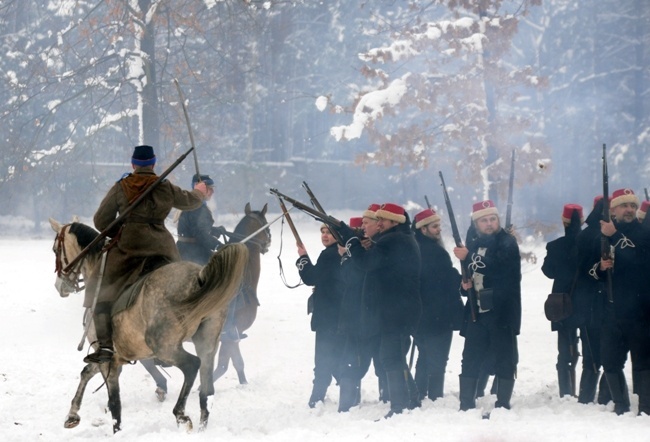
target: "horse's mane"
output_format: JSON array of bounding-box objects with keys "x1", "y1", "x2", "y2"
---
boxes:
[
  {"x1": 176, "y1": 243, "x2": 249, "y2": 330},
  {"x1": 68, "y1": 223, "x2": 103, "y2": 255}
]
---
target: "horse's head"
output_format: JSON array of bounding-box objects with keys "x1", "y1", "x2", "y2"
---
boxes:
[
  {"x1": 236, "y1": 203, "x2": 271, "y2": 254},
  {"x1": 49, "y1": 218, "x2": 100, "y2": 297}
]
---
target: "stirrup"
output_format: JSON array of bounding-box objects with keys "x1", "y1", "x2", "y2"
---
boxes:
[{"x1": 83, "y1": 347, "x2": 114, "y2": 364}]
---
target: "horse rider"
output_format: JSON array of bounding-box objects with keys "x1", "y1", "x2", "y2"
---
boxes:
[
  {"x1": 176, "y1": 173, "x2": 239, "y2": 341},
  {"x1": 84, "y1": 145, "x2": 209, "y2": 364}
]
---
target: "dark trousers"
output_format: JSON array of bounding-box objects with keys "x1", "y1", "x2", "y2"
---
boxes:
[
  {"x1": 601, "y1": 317, "x2": 650, "y2": 373},
  {"x1": 580, "y1": 324, "x2": 603, "y2": 373},
  {"x1": 414, "y1": 330, "x2": 453, "y2": 397},
  {"x1": 313, "y1": 329, "x2": 345, "y2": 392},
  {"x1": 340, "y1": 334, "x2": 383, "y2": 381},
  {"x1": 460, "y1": 312, "x2": 517, "y2": 380}
]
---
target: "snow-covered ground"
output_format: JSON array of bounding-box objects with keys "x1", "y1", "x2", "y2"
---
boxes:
[{"x1": 0, "y1": 210, "x2": 647, "y2": 441}]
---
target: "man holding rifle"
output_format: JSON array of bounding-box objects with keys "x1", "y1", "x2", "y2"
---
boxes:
[
  {"x1": 453, "y1": 200, "x2": 521, "y2": 412},
  {"x1": 84, "y1": 145, "x2": 209, "y2": 364},
  {"x1": 596, "y1": 188, "x2": 650, "y2": 415}
]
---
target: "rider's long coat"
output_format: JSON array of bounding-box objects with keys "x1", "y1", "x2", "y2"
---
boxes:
[{"x1": 86, "y1": 168, "x2": 203, "y2": 306}]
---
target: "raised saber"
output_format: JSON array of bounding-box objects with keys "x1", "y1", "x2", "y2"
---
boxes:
[{"x1": 174, "y1": 78, "x2": 201, "y2": 181}]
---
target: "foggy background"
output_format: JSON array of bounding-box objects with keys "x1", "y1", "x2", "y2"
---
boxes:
[{"x1": 0, "y1": 0, "x2": 648, "y2": 238}]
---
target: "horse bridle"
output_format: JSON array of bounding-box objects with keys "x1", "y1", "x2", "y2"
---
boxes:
[
  {"x1": 227, "y1": 212, "x2": 271, "y2": 254},
  {"x1": 53, "y1": 225, "x2": 85, "y2": 294}
]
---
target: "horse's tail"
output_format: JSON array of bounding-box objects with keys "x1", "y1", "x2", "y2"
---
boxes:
[{"x1": 176, "y1": 243, "x2": 249, "y2": 330}]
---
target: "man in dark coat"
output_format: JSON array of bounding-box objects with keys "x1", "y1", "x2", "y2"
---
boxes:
[
  {"x1": 296, "y1": 224, "x2": 345, "y2": 408},
  {"x1": 541, "y1": 204, "x2": 583, "y2": 398},
  {"x1": 453, "y1": 200, "x2": 521, "y2": 411},
  {"x1": 596, "y1": 188, "x2": 650, "y2": 415},
  {"x1": 176, "y1": 174, "x2": 225, "y2": 264},
  {"x1": 574, "y1": 197, "x2": 609, "y2": 405},
  {"x1": 412, "y1": 208, "x2": 463, "y2": 401},
  {"x1": 336, "y1": 202, "x2": 422, "y2": 418},
  {"x1": 85, "y1": 145, "x2": 208, "y2": 363}
]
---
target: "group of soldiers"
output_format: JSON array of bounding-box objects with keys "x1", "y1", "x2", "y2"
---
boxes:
[
  {"x1": 294, "y1": 188, "x2": 650, "y2": 419},
  {"x1": 294, "y1": 199, "x2": 520, "y2": 418},
  {"x1": 542, "y1": 190, "x2": 650, "y2": 416}
]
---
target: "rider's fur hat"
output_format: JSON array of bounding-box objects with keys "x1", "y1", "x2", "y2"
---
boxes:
[
  {"x1": 191, "y1": 174, "x2": 215, "y2": 187},
  {"x1": 131, "y1": 145, "x2": 156, "y2": 167}
]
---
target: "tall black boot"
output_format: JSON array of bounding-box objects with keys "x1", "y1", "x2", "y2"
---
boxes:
[
  {"x1": 84, "y1": 302, "x2": 114, "y2": 364},
  {"x1": 495, "y1": 378, "x2": 515, "y2": 410},
  {"x1": 459, "y1": 376, "x2": 478, "y2": 411},
  {"x1": 475, "y1": 372, "x2": 489, "y2": 398},
  {"x1": 414, "y1": 360, "x2": 428, "y2": 401},
  {"x1": 604, "y1": 370, "x2": 630, "y2": 415},
  {"x1": 406, "y1": 370, "x2": 421, "y2": 409},
  {"x1": 338, "y1": 377, "x2": 360, "y2": 413},
  {"x1": 578, "y1": 370, "x2": 599, "y2": 404},
  {"x1": 637, "y1": 370, "x2": 650, "y2": 416},
  {"x1": 378, "y1": 372, "x2": 390, "y2": 403},
  {"x1": 490, "y1": 376, "x2": 499, "y2": 395},
  {"x1": 597, "y1": 372, "x2": 611, "y2": 405},
  {"x1": 384, "y1": 370, "x2": 409, "y2": 418},
  {"x1": 308, "y1": 381, "x2": 329, "y2": 408},
  {"x1": 557, "y1": 367, "x2": 573, "y2": 398},
  {"x1": 427, "y1": 372, "x2": 445, "y2": 401}
]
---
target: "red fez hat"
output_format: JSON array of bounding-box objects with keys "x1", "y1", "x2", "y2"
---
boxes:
[
  {"x1": 376, "y1": 203, "x2": 406, "y2": 224},
  {"x1": 349, "y1": 217, "x2": 363, "y2": 228},
  {"x1": 471, "y1": 200, "x2": 499, "y2": 221},
  {"x1": 561, "y1": 204, "x2": 584, "y2": 224},
  {"x1": 610, "y1": 188, "x2": 639, "y2": 209},
  {"x1": 363, "y1": 203, "x2": 381, "y2": 220},
  {"x1": 414, "y1": 208, "x2": 441, "y2": 229}
]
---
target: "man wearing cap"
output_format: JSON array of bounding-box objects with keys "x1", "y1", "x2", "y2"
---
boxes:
[
  {"x1": 572, "y1": 196, "x2": 610, "y2": 405},
  {"x1": 296, "y1": 223, "x2": 345, "y2": 408},
  {"x1": 177, "y1": 174, "x2": 226, "y2": 264},
  {"x1": 84, "y1": 145, "x2": 209, "y2": 364},
  {"x1": 411, "y1": 208, "x2": 462, "y2": 402},
  {"x1": 596, "y1": 188, "x2": 650, "y2": 415},
  {"x1": 453, "y1": 200, "x2": 521, "y2": 411},
  {"x1": 335, "y1": 202, "x2": 422, "y2": 418},
  {"x1": 541, "y1": 204, "x2": 584, "y2": 398}
]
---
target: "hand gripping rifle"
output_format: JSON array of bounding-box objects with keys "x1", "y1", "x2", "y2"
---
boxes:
[
  {"x1": 505, "y1": 149, "x2": 515, "y2": 233},
  {"x1": 439, "y1": 171, "x2": 477, "y2": 322},
  {"x1": 269, "y1": 188, "x2": 343, "y2": 231},
  {"x1": 601, "y1": 144, "x2": 614, "y2": 303},
  {"x1": 62, "y1": 147, "x2": 196, "y2": 275},
  {"x1": 301, "y1": 181, "x2": 344, "y2": 245}
]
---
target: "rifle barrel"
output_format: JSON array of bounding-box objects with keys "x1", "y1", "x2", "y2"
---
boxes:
[
  {"x1": 276, "y1": 196, "x2": 303, "y2": 247},
  {"x1": 301, "y1": 181, "x2": 344, "y2": 244},
  {"x1": 601, "y1": 143, "x2": 613, "y2": 303}
]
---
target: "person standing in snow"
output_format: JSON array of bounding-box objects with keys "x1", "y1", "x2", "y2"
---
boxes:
[
  {"x1": 453, "y1": 200, "x2": 521, "y2": 412},
  {"x1": 335, "y1": 203, "x2": 422, "y2": 418},
  {"x1": 541, "y1": 204, "x2": 584, "y2": 398},
  {"x1": 411, "y1": 208, "x2": 463, "y2": 402},
  {"x1": 595, "y1": 188, "x2": 650, "y2": 415},
  {"x1": 85, "y1": 145, "x2": 209, "y2": 364},
  {"x1": 296, "y1": 223, "x2": 346, "y2": 408}
]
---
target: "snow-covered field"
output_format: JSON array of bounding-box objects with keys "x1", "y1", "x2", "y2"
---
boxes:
[{"x1": 0, "y1": 211, "x2": 647, "y2": 441}]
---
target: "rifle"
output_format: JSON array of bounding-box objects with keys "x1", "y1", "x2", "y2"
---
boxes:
[
  {"x1": 275, "y1": 195, "x2": 304, "y2": 248},
  {"x1": 505, "y1": 149, "x2": 515, "y2": 233},
  {"x1": 601, "y1": 144, "x2": 614, "y2": 303},
  {"x1": 269, "y1": 188, "x2": 343, "y2": 231},
  {"x1": 63, "y1": 147, "x2": 195, "y2": 274},
  {"x1": 301, "y1": 181, "x2": 344, "y2": 244},
  {"x1": 645, "y1": 187, "x2": 649, "y2": 202},
  {"x1": 439, "y1": 171, "x2": 477, "y2": 322},
  {"x1": 424, "y1": 195, "x2": 432, "y2": 210}
]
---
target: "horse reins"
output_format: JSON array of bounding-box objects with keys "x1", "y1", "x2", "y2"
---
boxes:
[{"x1": 54, "y1": 227, "x2": 86, "y2": 293}]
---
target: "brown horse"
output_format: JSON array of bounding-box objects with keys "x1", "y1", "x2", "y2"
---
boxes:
[
  {"x1": 50, "y1": 219, "x2": 248, "y2": 433},
  {"x1": 213, "y1": 202, "x2": 270, "y2": 384}
]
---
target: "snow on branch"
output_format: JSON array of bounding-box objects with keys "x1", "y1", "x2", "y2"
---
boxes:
[{"x1": 330, "y1": 74, "x2": 409, "y2": 141}]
